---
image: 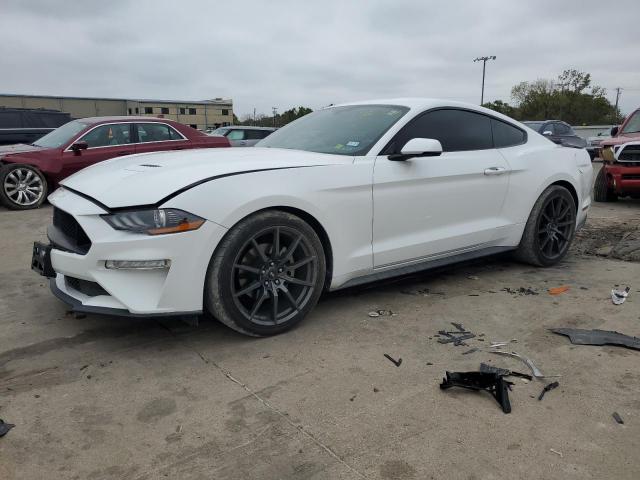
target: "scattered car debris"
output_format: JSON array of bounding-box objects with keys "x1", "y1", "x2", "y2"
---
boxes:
[
  {"x1": 437, "y1": 333, "x2": 475, "y2": 345},
  {"x1": 548, "y1": 286, "x2": 570, "y2": 296},
  {"x1": 383, "y1": 354, "x2": 402, "y2": 367},
  {"x1": 451, "y1": 322, "x2": 466, "y2": 332},
  {"x1": 489, "y1": 340, "x2": 518, "y2": 348},
  {"x1": 611, "y1": 286, "x2": 631, "y2": 305},
  {"x1": 368, "y1": 310, "x2": 396, "y2": 317},
  {"x1": 550, "y1": 328, "x2": 640, "y2": 351},
  {"x1": 440, "y1": 371, "x2": 512, "y2": 413},
  {"x1": 502, "y1": 287, "x2": 538, "y2": 296},
  {"x1": 373, "y1": 387, "x2": 380, "y2": 393},
  {"x1": 550, "y1": 448, "x2": 563, "y2": 457},
  {"x1": 462, "y1": 348, "x2": 479, "y2": 355},
  {"x1": 489, "y1": 351, "x2": 556, "y2": 379},
  {"x1": 612, "y1": 412, "x2": 624, "y2": 424},
  {"x1": 0, "y1": 419, "x2": 15, "y2": 437},
  {"x1": 538, "y1": 381, "x2": 560, "y2": 401},
  {"x1": 349, "y1": 394, "x2": 356, "y2": 402},
  {"x1": 479, "y1": 363, "x2": 533, "y2": 381}
]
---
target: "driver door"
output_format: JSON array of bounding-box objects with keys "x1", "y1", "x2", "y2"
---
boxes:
[
  {"x1": 372, "y1": 109, "x2": 510, "y2": 268},
  {"x1": 61, "y1": 123, "x2": 134, "y2": 177}
]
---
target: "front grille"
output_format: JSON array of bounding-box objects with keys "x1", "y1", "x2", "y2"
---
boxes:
[
  {"x1": 622, "y1": 174, "x2": 640, "y2": 180},
  {"x1": 50, "y1": 207, "x2": 92, "y2": 255},
  {"x1": 65, "y1": 276, "x2": 108, "y2": 297},
  {"x1": 618, "y1": 146, "x2": 640, "y2": 162}
]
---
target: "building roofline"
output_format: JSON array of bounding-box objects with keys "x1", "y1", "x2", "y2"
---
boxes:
[{"x1": 0, "y1": 93, "x2": 232, "y2": 105}]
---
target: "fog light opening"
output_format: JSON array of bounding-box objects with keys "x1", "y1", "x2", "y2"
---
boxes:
[{"x1": 104, "y1": 259, "x2": 171, "y2": 270}]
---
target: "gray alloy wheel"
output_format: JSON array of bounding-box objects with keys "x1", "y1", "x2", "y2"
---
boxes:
[
  {"x1": 515, "y1": 185, "x2": 576, "y2": 267},
  {"x1": 0, "y1": 164, "x2": 48, "y2": 210},
  {"x1": 205, "y1": 210, "x2": 326, "y2": 336}
]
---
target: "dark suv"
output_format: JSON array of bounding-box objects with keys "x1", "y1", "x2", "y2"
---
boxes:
[
  {"x1": 523, "y1": 120, "x2": 587, "y2": 150},
  {"x1": 0, "y1": 108, "x2": 72, "y2": 145}
]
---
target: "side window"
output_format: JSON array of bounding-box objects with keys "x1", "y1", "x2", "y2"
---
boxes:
[
  {"x1": 79, "y1": 124, "x2": 131, "y2": 148},
  {"x1": 136, "y1": 123, "x2": 183, "y2": 143},
  {"x1": 554, "y1": 123, "x2": 571, "y2": 135},
  {"x1": 226, "y1": 130, "x2": 245, "y2": 141},
  {"x1": 491, "y1": 119, "x2": 526, "y2": 148},
  {"x1": 388, "y1": 109, "x2": 493, "y2": 153},
  {"x1": 245, "y1": 129, "x2": 267, "y2": 140}
]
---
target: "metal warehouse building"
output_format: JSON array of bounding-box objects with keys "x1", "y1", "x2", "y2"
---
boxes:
[{"x1": 0, "y1": 94, "x2": 233, "y2": 130}]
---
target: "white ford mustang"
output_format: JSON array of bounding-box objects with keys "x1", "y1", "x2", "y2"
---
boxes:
[{"x1": 32, "y1": 98, "x2": 593, "y2": 336}]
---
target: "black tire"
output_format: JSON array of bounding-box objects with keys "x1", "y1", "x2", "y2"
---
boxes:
[
  {"x1": 0, "y1": 163, "x2": 48, "y2": 210},
  {"x1": 205, "y1": 210, "x2": 326, "y2": 336},
  {"x1": 515, "y1": 185, "x2": 577, "y2": 267},
  {"x1": 593, "y1": 167, "x2": 617, "y2": 202}
]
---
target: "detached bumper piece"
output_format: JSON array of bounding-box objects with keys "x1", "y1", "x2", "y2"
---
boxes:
[
  {"x1": 31, "y1": 242, "x2": 55, "y2": 277},
  {"x1": 440, "y1": 371, "x2": 512, "y2": 414}
]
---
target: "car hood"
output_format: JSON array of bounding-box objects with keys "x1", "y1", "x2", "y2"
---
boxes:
[
  {"x1": 59, "y1": 147, "x2": 346, "y2": 209},
  {"x1": 0, "y1": 143, "x2": 47, "y2": 156},
  {"x1": 601, "y1": 133, "x2": 640, "y2": 147}
]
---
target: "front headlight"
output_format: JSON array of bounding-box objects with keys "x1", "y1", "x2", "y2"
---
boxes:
[{"x1": 102, "y1": 208, "x2": 205, "y2": 235}]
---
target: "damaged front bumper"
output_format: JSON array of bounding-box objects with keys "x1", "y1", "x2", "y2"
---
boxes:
[{"x1": 35, "y1": 187, "x2": 228, "y2": 317}]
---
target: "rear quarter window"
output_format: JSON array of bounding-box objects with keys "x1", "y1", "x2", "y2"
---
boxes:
[{"x1": 491, "y1": 119, "x2": 526, "y2": 148}]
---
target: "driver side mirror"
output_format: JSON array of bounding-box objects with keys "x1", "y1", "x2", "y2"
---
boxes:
[
  {"x1": 70, "y1": 141, "x2": 89, "y2": 153},
  {"x1": 388, "y1": 138, "x2": 443, "y2": 161},
  {"x1": 610, "y1": 126, "x2": 619, "y2": 137}
]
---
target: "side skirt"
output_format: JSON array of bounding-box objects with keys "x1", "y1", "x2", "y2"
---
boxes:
[{"x1": 334, "y1": 246, "x2": 515, "y2": 291}]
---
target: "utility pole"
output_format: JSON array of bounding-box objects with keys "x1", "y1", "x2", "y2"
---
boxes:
[
  {"x1": 614, "y1": 87, "x2": 622, "y2": 124},
  {"x1": 253, "y1": 107, "x2": 257, "y2": 126},
  {"x1": 473, "y1": 56, "x2": 496, "y2": 105},
  {"x1": 272, "y1": 107, "x2": 278, "y2": 128}
]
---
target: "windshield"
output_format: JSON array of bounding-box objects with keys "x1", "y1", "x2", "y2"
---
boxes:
[
  {"x1": 621, "y1": 110, "x2": 640, "y2": 134},
  {"x1": 33, "y1": 120, "x2": 88, "y2": 148},
  {"x1": 257, "y1": 105, "x2": 409, "y2": 156},
  {"x1": 210, "y1": 128, "x2": 230, "y2": 136},
  {"x1": 524, "y1": 121, "x2": 543, "y2": 132}
]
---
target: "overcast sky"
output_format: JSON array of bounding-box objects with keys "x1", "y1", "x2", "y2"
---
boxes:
[{"x1": 1, "y1": 0, "x2": 639, "y2": 118}]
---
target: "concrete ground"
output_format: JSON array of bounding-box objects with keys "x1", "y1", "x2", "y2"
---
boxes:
[{"x1": 1, "y1": 175, "x2": 639, "y2": 479}]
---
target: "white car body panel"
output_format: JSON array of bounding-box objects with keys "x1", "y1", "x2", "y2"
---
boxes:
[{"x1": 44, "y1": 98, "x2": 591, "y2": 316}]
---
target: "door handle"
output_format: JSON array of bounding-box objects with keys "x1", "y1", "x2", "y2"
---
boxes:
[
  {"x1": 117, "y1": 150, "x2": 134, "y2": 156},
  {"x1": 484, "y1": 166, "x2": 507, "y2": 176}
]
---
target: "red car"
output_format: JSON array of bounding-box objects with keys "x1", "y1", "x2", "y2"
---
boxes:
[
  {"x1": 595, "y1": 107, "x2": 640, "y2": 202},
  {"x1": 0, "y1": 117, "x2": 230, "y2": 210}
]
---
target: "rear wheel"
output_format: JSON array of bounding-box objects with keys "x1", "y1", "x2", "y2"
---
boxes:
[
  {"x1": 593, "y1": 167, "x2": 617, "y2": 202},
  {"x1": 0, "y1": 164, "x2": 48, "y2": 210},
  {"x1": 205, "y1": 210, "x2": 326, "y2": 336},
  {"x1": 515, "y1": 185, "x2": 576, "y2": 267}
]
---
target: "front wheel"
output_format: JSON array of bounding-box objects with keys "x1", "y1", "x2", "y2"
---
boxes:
[
  {"x1": 0, "y1": 164, "x2": 48, "y2": 210},
  {"x1": 515, "y1": 185, "x2": 576, "y2": 267},
  {"x1": 205, "y1": 210, "x2": 326, "y2": 336},
  {"x1": 593, "y1": 167, "x2": 617, "y2": 202}
]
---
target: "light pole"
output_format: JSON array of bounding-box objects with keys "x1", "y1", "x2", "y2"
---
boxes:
[
  {"x1": 272, "y1": 107, "x2": 278, "y2": 127},
  {"x1": 473, "y1": 56, "x2": 496, "y2": 105}
]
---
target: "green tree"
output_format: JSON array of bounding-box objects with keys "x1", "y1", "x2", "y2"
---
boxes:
[
  {"x1": 505, "y1": 70, "x2": 614, "y2": 124},
  {"x1": 237, "y1": 106, "x2": 313, "y2": 127},
  {"x1": 482, "y1": 100, "x2": 517, "y2": 117}
]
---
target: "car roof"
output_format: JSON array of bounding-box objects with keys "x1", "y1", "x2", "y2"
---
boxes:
[
  {"x1": 332, "y1": 97, "x2": 523, "y2": 125},
  {"x1": 219, "y1": 126, "x2": 276, "y2": 131},
  {"x1": 77, "y1": 116, "x2": 177, "y2": 125}
]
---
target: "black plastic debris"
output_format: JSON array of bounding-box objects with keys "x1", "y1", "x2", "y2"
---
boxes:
[
  {"x1": 383, "y1": 354, "x2": 402, "y2": 367},
  {"x1": 462, "y1": 348, "x2": 479, "y2": 355},
  {"x1": 440, "y1": 371, "x2": 512, "y2": 413},
  {"x1": 502, "y1": 287, "x2": 538, "y2": 296},
  {"x1": 550, "y1": 328, "x2": 640, "y2": 351},
  {"x1": 612, "y1": 412, "x2": 624, "y2": 424},
  {"x1": 479, "y1": 363, "x2": 533, "y2": 381},
  {"x1": 0, "y1": 419, "x2": 15, "y2": 437},
  {"x1": 451, "y1": 322, "x2": 465, "y2": 332},
  {"x1": 437, "y1": 333, "x2": 476, "y2": 345},
  {"x1": 538, "y1": 381, "x2": 559, "y2": 401}
]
